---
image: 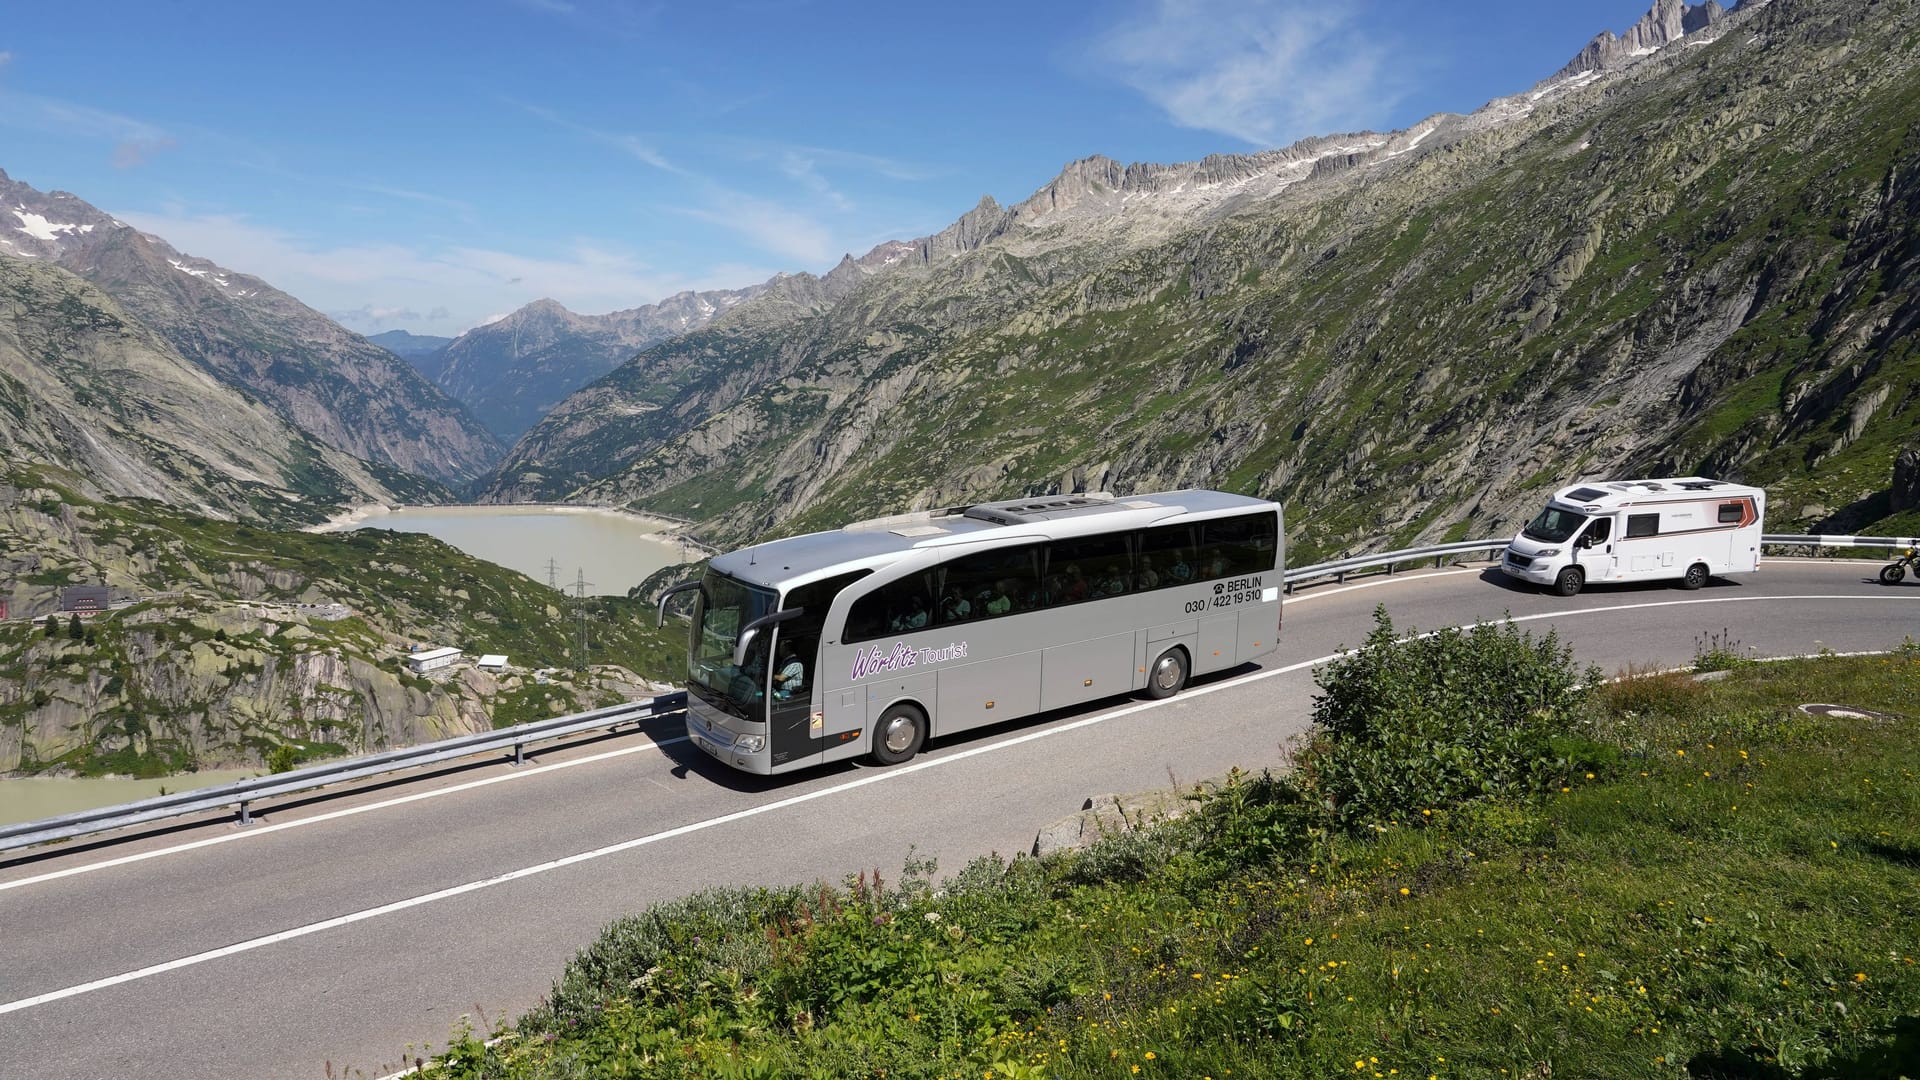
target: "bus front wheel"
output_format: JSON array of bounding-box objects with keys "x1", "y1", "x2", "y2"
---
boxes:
[
  {"x1": 1145, "y1": 647, "x2": 1189, "y2": 699},
  {"x1": 871, "y1": 703, "x2": 927, "y2": 766}
]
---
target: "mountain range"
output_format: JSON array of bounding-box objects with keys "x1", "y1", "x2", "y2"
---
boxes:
[
  {"x1": 414, "y1": 285, "x2": 767, "y2": 444},
  {"x1": 6, "y1": 0, "x2": 1916, "y2": 567},
  {"x1": 481, "y1": 0, "x2": 1920, "y2": 559},
  {"x1": 0, "y1": 172, "x2": 501, "y2": 489}
]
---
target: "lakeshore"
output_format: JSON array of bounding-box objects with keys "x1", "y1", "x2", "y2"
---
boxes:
[{"x1": 312, "y1": 504, "x2": 700, "y2": 596}]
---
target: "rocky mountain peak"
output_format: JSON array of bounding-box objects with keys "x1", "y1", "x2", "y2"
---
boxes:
[
  {"x1": 1, "y1": 169, "x2": 130, "y2": 262},
  {"x1": 1556, "y1": 0, "x2": 1739, "y2": 79}
]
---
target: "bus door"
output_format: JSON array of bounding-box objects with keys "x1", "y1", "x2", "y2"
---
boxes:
[
  {"x1": 766, "y1": 640, "x2": 819, "y2": 769},
  {"x1": 770, "y1": 571, "x2": 871, "y2": 768}
]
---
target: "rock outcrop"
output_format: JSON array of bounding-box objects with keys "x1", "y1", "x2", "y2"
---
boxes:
[{"x1": 1895, "y1": 448, "x2": 1920, "y2": 512}]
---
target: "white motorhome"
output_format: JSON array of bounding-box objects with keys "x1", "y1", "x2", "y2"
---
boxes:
[{"x1": 1502, "y1": 477, "x2": 1765, "y2": 596}]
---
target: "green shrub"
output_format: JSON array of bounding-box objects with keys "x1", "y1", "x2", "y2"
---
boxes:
[{"x1": 1300, "y1": 606, "x2": 1600, "y2": 830}]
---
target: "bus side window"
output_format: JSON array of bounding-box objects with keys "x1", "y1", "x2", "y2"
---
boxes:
[
  {"x1": 940, "y1": 543, "x2": 1042, "y2": 623},
  {"x1": 1136, "y1": 523, "x2": 1195, "y2": 589},
  {"x1": 846, "y1": 571, "x2": 934, "y2": 641},
  {"x1": 1044, "y1": 534, "x2": 1130, "y2": 606},
  {"x1": 782, "y1": 570, "x2": 869, "y2": 688},
  {"x1": 1198, "y1": 513, "x2": 1272, "y2": 578}
]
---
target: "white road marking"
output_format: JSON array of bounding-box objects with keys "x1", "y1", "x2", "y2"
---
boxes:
[
  {"x1": 4, "y1": 590, "x2": 1914, "y2": 1017},
  {"x1": 0, "y1": 736, "x2": 691, "y2": 894}
]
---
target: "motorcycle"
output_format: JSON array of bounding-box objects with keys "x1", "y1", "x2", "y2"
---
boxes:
[{"x1": 1881, "y1": 546, "x2": 1920, "y2": 585}]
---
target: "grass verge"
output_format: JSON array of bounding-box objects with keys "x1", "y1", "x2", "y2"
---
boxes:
[{"x1": 417, "y1": 620, "x2": 1920, "y2": 1079}]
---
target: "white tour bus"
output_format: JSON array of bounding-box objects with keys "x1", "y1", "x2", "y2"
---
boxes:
[
  {"x1": 1502, "y1": 477, "x2": 1765, "y2": 596},
  {"x1": 657, "y1": 490, "x2": 1284, "y2": 775}
]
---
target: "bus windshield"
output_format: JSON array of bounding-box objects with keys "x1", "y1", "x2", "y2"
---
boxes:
[
  {"x1": 688, "y1": 570, "x2": 777, "y2": 719},
  {"x1": 1522, "y1": 505, "x2": 1589, "y2": 544}
]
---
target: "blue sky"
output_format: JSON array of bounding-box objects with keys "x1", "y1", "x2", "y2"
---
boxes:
[{"x1": 1, "y1": 1, "x2": 1674, "y2": 337}]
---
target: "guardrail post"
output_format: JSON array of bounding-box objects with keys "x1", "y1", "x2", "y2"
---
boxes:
[
  {"x1": 238, "y1": 800, "x2": 252, "y2": 827},
  {"x1": 512, "y1": 740, "x2": 525, "y2": 766}
]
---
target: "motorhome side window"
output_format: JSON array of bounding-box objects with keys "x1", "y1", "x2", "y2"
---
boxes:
[
  {"x1": 1626, "y1": 513, "x2": 1660, "y2": 538},
  {"x1": 1718, "y1": 502, "x2": 1743, "y2": 523}
]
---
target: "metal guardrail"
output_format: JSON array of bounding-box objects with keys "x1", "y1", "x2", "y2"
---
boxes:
[
  {"x1": 1283, "y1": 539, "x2": 1509, "y2": 590},
  {"x1": 0, "y1": 691, "x2": 687, "y2": 855},
  {"x1": 1281, "y1": 533, "x2": 1920, "y2": 591},
  {"x1": 1759, "y1": 533, "x2": 1920, "y2": 550}
]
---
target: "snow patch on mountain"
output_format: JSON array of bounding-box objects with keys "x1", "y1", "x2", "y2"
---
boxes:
[{"x1": 11, "y1": 208, "x2": 94, "y2": 243}]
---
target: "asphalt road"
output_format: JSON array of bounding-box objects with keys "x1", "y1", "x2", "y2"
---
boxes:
[{"x1": 1, "y1": 559, "x2": 1915, "y2": 1078}]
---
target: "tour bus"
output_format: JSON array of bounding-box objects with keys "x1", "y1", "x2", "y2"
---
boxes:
[
  {"x1": 1502, "y1": 477, "x2": 1765, "y2": 596},
  {"x1": 656, "y1": 490, "x2": 1284, "y2": 775}
]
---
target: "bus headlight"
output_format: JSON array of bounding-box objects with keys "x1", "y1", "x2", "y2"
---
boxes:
[{"x1": 731, "y1": 734, "x2": 766, "y2": 753}]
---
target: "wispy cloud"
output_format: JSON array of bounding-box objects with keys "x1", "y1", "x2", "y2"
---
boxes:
[
  {"x1": 112, "y1": 208, "x2": 757, "y2": 332},
  {"x1": 507, "y1": 97, "x2": 683, "y2": 174},
  {"x1": 1089, "y1": 0, "x2": 1402, "y2": 147},
  {"x1": 776, "y1": 152, "x2": 853, "y2": 212},
  {"x1": 0, "y1": 51, "x2": 13, "y2": 70},
  {"x1": 731, "y1": 139, "x2": 938, "y2": 183},
  {"x1": 680, "y1": 191, "x2": 837, "y2": 265},
  {"x1": 0, "y1": 88, "x2": 177, "y2": 167}
]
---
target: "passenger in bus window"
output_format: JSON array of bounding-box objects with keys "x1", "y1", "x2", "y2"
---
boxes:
[
  {"x1": 940, "y1": 587, "x2": 971, "y2": 623},
  {"x1": 894, "y1": 595, "x2": 929, "y2": 631},
  {"x1": 1169, "y1": 554, "x2": 1193, "y2": 582},
  {"x1": 1136, "y1": 557, "x2": 1160, "y2": 590},
  {"x1": 987, "y1": 581, "x2": 1014, "y2": 616},
  {"x1": 1063, "y1": 564, "x2": 1089, "y2": 602},
  {"x1": 1096, "y1": 565, "x2": 1128, "y2": 597}
]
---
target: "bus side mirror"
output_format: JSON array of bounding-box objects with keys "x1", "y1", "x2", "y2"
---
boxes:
[
  {"x1": 732, "y1": 607, "x2": 805, "y2": 669},
  {"x1": 655, "y1": 580, "x2": 701, "y2": 625}
]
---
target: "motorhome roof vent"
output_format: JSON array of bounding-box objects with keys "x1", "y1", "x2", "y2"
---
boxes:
[
  {"x1": 1565, "y1": 486, "x2": 1609, "y2": 502},
  {"x1": 1676, "y1": 480, "x2": 1722, "y2": 490}
]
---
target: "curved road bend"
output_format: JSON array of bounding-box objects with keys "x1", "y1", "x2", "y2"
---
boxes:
[{"x1": 0, "y1": 559, "x2": 1914, "y2": 1079}]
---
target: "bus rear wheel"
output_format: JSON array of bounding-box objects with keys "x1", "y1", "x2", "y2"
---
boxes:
[
  {"x1": 1551, "y1": 567, "x2": 1584, "y2": 597},
  {"x1": 1145, "y1": 647, "x2": 1189, "y2": 699},
  {"x1": 871, "y1": 703, "x2": 927, "y2": 766}
]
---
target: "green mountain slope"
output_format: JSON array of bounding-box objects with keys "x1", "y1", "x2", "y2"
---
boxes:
[
  {"x1": 489, "y1": 0, "x2": 1920, "y2": 559},
  {"x1": 0, "y1": 256, "x2": 442, "y2": 524},
  {"x1": 0, "y1": 169, "x2": 504, "y2": 486},
  {"x1": 0, "y1": 469, "x2": 681, "y2": 775}
]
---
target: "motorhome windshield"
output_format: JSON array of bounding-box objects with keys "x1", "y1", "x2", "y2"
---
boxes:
[
  {"x1": 688, "y1": 570, "x2": 777, "y2": 719},
  {"x1": 1523, "y1": 505, "x2": 1589, "y2": 544}
]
